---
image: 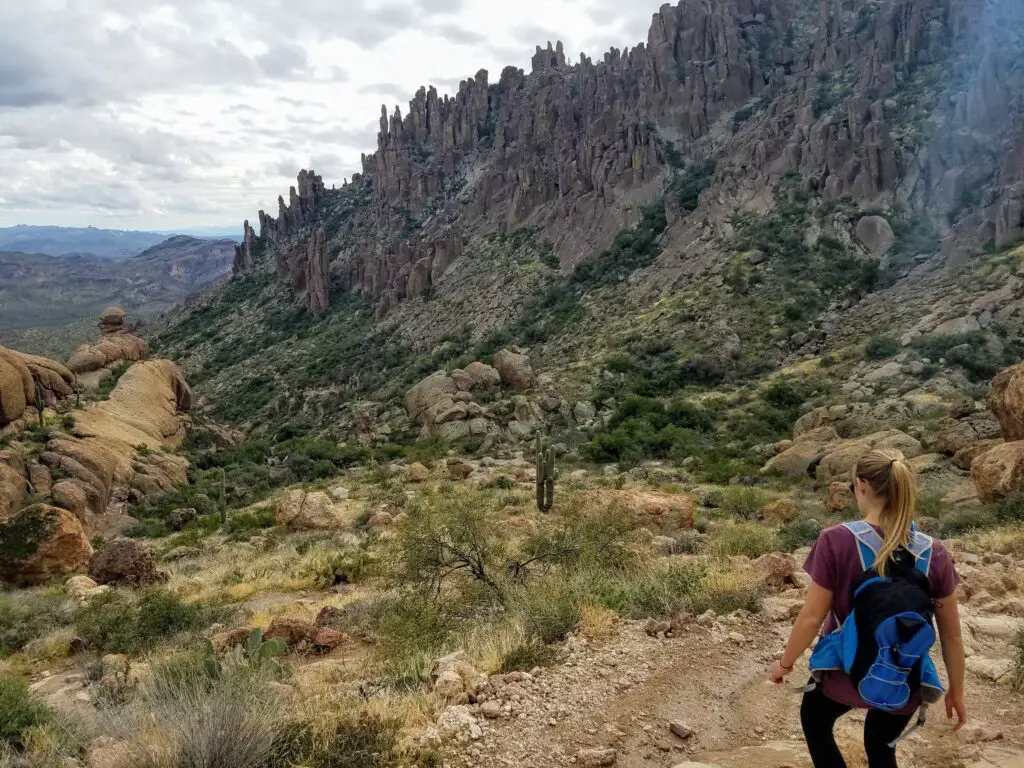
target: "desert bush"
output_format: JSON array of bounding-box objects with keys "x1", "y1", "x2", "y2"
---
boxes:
[
  {"x1": 707, "y1": 522, "x2": 777, "y2": 559},
  {"x1": 717, "y1": 486, "x2": 772, "y2": 521},
  {"x1": 993, "y1": 493, "x2": 1024, "y2": 524},
  {"x1": 865, "y1": 334, "x2": 900, "y2": 360},
  {"x1": 0, "y1": 588, "x2": 69, "y2": 656},
  {"x1": 687, "y1": 569, "x2": 764, "y2": 615},
  {"x1": 270, "y1": 711, "x2": 403, "y2": 768},
  {"x1": 75, "y1": 588, "x2": 215, "y2": 654},
  {"x1": 113, "y1": 662, "x2": 284, "y2": 768},
  {"x1": 938, "y1": 507, "x2": 997, "y2": 537},
  {"x1": 0, "y1": 675, "x2": 54, "y2": 751},
  {"x1": 499, "y1": 640, "x2": 563, "y2": 673},
  {"x1": 776, "y1": 517, "x2": 823, "y2": 552}
]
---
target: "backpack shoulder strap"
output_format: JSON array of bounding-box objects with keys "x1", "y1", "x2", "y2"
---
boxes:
[
  {"x1": 905, "y1": 526, "x2": 935, "y2": 576},
  {"x1": 843, "y1": 521, "x2": 884, "y2": 570}
]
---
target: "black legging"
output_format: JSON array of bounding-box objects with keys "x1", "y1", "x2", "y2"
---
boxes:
[{"x1": 801, "y1": 686, "x2": 914, "y2": 768}]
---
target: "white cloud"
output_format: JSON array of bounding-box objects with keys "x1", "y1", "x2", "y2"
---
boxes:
[{"x1": 0, "y1": 0, "x2": 658, "y2": 230}]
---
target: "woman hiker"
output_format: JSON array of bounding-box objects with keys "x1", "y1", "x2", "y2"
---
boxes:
[{"x1": 768, "y1": 448, "x2": 967, "y2": 767}]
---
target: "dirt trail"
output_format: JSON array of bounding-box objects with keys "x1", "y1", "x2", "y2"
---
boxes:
[{"x1": 452, "y1": 612, "x2": 1024, "y2": 768}]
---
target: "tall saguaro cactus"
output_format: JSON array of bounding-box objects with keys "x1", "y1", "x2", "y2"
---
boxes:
[
  {"x1": 535, "y1": 435, "x2": 555, "y2": 513},
  {"x1": 219, "y1": 467, "x2": 228, "y2": 526},
  {"x1": 34, "y1": 381, "x2": 44, "y2": 428}
]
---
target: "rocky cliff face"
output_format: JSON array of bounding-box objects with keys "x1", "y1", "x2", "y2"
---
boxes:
[
  {"x1": 167, "y1": 0, "x2": 1024, "y2": 439},
  {"x1": 231, "y1": 0, "x2": 1024, "y2": 318}
]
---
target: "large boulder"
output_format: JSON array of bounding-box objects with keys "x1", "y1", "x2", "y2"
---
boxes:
[
  {"x1": 276, "y1": 490, "x2": 356, "y2": 530},
  {"x1": 972, "y1": 442, "x2": 1024, "y2": 503},
  {"x1": 855, "y1": 215, "x2": 896, "y2": 257},
  {"x1": 990, "y1": 363, "x2": 1024, "y2": 441},
  {"x1": 67, "y1": 309, "x2": 148, "y2": 374},
  {"x1": 88, "y1": 538, "x2": 168, "y2": 587},
  {"x1": 816, "y1": 431, "x2": 923, "y2": 481},
  {"x1": 763, "y1": 427, "x2": 840, "y2": 477},
  {"x1": 0, "y1": 458, "x2": 27, "y2": 520},
  {"x1": 0, "y1": 505, "x2": 93, "y2": 586},
  {"x1": 0, "y1": 347, "x2": 32, "y2": 426},
  {"x1": 930, "y1": 415, "x2": 1003, "y2": 456},
  {"x1": 492, "y1": 349, "x2": 535, "y2": 390},
  {"x1": 404, "y1": 371, "x2": 458, "y2": 424},
  {"x1": 953, "y1": 439, "x2": 1005, "y2": 471},
  {"x1": 463, "y1": 362, "x2": 501, "y2": 390}
]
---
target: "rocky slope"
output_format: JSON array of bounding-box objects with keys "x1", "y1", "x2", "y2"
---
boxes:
[
  {"x1": 0, "y1": 236, "x2": 235, "y2": 355},
  {"x1": 151, "y1": 0, "x2": 1024, "y2": 458}
]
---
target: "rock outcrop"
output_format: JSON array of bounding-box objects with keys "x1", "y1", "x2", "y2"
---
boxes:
[
  {"x1": 280, "y1": 227, "x2": 330, "y2": 314},
  {"x1": 989, "y1": 364, "x2": 1024, "y2": 442},
  {"x1": 0, "y1": 505, "x2": 93, "y2": 586},
  {"x1": 232, "y1": 220, "x2": 257, "y2": 275},
  {"x1": 88, "y1": 538, "x2": 167, "y2": 587},
  {"x1": 0, "y1": 347, "x2": 75, "y2": 427},
  {"x1": 972, "y1": 442, "x2": 1024, "y2": 504},
  {"x1": 68, "y1": 308, "x2": 148, "y2": 378}
]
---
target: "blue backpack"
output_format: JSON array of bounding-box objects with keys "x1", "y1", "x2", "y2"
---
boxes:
[{"x1": 807, "y1": 521, "x2": 945, "y2": 746}]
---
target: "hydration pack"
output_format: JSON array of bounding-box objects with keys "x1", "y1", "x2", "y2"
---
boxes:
[{"x1": 806, "y1": 521, "x2": 945, "y2": 746}]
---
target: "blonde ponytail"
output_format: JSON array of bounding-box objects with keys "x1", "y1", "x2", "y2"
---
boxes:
[{"x1": 853, "y1": 449, "x2": 918, "y2": 577}]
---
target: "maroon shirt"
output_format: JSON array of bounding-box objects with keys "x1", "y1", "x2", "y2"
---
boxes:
[{"x1": 803, "y1": 523, "x2": 959, "y2": 710}]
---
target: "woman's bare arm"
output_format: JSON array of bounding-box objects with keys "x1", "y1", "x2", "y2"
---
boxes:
[
  {"x1": 769, "y1": 581, "x2": 833, "y2": 682},
  {"x1": 934, "y1": 593, "x2": 967, "y2": 730}
]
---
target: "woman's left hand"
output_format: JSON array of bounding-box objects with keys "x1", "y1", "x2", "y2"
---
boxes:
[{"x1": 769, "y1": 660, "x2": 791, "y2": 684}]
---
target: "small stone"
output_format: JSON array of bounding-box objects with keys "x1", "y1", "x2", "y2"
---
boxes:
[
  {"x1": 669, "y1": 720, "x2": 694, "y2": 740},
  {"x1": 576, "y1": 747, "x2": 617, "y2": 766},
  {"x1": 480, "y1": 700, "x2": 502, "y2": 719},
  {"x1": 728, "y1": 632, "x2": 747, "y2": 644}
]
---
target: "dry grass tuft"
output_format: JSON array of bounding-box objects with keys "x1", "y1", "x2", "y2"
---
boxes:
[{"x1": 579, "y1": 603, "x2": 618, "y2": 640}]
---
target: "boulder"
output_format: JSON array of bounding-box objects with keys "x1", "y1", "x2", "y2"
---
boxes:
[
  {"x1": 825, "y1": 481, "x2": 854, "y2": 513},
  {"x1": 0, "y1": 505, "x2": 93, "y2": 586},
  {"x1": 972, "y1": 442, "x2": 1024, "y2": 503},
  {"x1": 264, "y1": 616, "x2": 314, "y2": 646},
  {"x1": 855, "y1": 215, "x2": 896, "y2": 257},
  {"x1": 753, "y1": 553, "x2": 798, "y2": 591},
  {"x1": 405, "y1": 372, "x2": 458, "y2": 423},
  {"x1": 446, "y1": 458, "x2": 473, "y2": 480},
  {"x1": 66, "y1": 574, "x2": 99, "y2": 601},
  {"x1": 464, "y1": 362, "x2": 501, "y2": 390},
  {"x1": 51, "y1": 480, "x2": 89, "y2": 519},
  {"x1": 816, "y1": 431, "x2": 923, "y2": 481},
  {"x1": 931, "y1": 415, "x2": 1003, "y2": 456},
  {"x1": 276, "y1": 490, "x2": 355, "y2": 530},
  {"x1": 989, "y1": 363, "x2": 1024, "y2": 441},
  {"x1": 763, "y1": 428, "x2": 840, "y2": 477},
  {"x1": 168, "y1": 507, "x2": 199, "y2": 531},
  {"x1": 405, "y1": 463, "x2": 431, "y2": 483},
  {"x1": 26, "y1": 462, "x2": 52, "y2": 497},
  {"x1": 312, "y1": 627, "x2": 347, "y2": 650},
  {"x1": 492, "y1": 349, "x2": 535, "y2": 390},
  {"x1": 953, "y1": 439, "x2": 1005, "y2": 471},
  {"x1": 758, "y1": 499, "x2": 800, "y2": 524},
  {"x1": 88, "y1": 538, "x2": 168, "y2": 587},
  {"x1": 0, "y1": 460, "x2": 27, "y2": 519},
  {"x1": 210, "y1": 627, "x2": 252, "y2": 652}
]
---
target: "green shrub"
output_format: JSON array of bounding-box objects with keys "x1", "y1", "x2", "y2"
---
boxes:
[
  {"x1": 776, "y1": 517, "x2": 823, "y2": 552},
  {"x1": 271, "y1": 712, "x2": 402, "y2": 768},
  {"x1": 499, "y1": 641, "x2": 563, "y2": 673},
  {"x1": 0, "y1": 674, "x2": 53, "y2": 749},
  {"x1": 707, "y1": 523, "x2": 777, "y2": 559},
  {"x1": 994, "y1": 493, "x2": 1024, "y2": 523},
  {"x1": 75, "y1": 588, "x2": 213, "y2": 654},
  {"x1": 939, "y1": 507, "x2": 997, "y2": 537},
  {"x1": 717, "y1": 487, "x2": 772, "y2": 521},
  {"x1": 865, "y1": 334, "x2": 900, "y2": 360},
  {"x1": 687, "y1": 577, "x2": 764, "y2": 616},
  {"x1": 0, "y1": 588, "x2": 68, "y2": 655}
]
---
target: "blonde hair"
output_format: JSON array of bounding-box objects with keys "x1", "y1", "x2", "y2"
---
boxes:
[{"x1": 853, "y1": 448, "x2": 918, "y2": 577}]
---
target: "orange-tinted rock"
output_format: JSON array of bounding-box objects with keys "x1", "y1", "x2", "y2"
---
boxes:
[
  {"x1": 990, "y1": 364, "x2": 1024, "y2": 441},
  {"x1": 265, "y1": 617, "x2": 314, "y2": 647},
  {"x1": 972, "y1": 441, "x2": 1024, "y2": 504},
  {"x1": 0, "y1": 505, "x2": 93, "y2": 586}
]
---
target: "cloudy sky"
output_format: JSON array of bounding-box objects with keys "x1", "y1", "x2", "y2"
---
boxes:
[{"x1": 0, "y1": 0, "x2": 654, "y2": 232}]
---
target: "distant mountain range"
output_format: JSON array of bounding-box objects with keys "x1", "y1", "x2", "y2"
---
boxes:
[
  {"x1": 0, "y1": 225, "x2": 239, "y2": 260},
  {"x1": 0, "y1": 234, "x2": 237, "y2": 358}
]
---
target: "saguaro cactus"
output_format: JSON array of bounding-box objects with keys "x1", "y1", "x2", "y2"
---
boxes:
[
  {"x1": 34, "y1": 381, "x2": 44, "y2": 427},
  {"x1": 218, "y1": 467, "x2": 228, "y2": 526},
  {"x1": 535, "y1": 435, "x2": 555, "y2": 512}
]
